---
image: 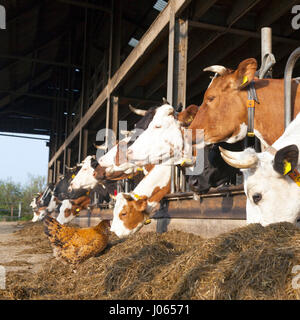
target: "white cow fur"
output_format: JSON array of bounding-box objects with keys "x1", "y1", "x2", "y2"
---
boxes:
[
  {"x1": 69, "y1": 156, "x2": 99, "y2": 190},
  {"x1": 239, "y1": 113, "x2": 300, "y2": 226},
  {"x1": 110, "y1": 164, "x2": 171, "y2": 238},
  {"x1": 56, "y1": 200, "x2": 74, "y2": 224}
]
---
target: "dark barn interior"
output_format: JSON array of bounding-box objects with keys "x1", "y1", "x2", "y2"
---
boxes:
[{"x1": 1, "y1": 0, "x2": 300, "y2": 182}]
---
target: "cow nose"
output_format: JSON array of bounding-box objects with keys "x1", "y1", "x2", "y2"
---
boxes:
[
  {"x1": 93, "y1": 171, "x2": 97, "y2": 177},
  {"x1": 68, "y1": 185, "x2": 73, "y2": 192}
]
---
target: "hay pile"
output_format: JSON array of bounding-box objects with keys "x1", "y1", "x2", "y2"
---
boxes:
[{"x1": 1, "y1": 221, "x2": 300, "y2": 300}]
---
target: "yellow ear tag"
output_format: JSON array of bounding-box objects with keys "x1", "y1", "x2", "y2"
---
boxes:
[
  {"x1": 128, "y1": 175, "x2": 133, "y2": 179},
  {"x1": 137, "y1": 167, "x2": 144, "y2": 172},
  {"x1": 86, "y1": 191, "x2": 90, "y2": 196},
  {"x1": 76, "y1": 208, "x2": 80, "y2": 212},
  {"x1": 283, "y1": 160, "x2": 292, "y2": 175},
  {"x1": 144, "y1": 219, "x2": 151, "y2": 225},
  {"x1": 134, "y1": 194, "x2": 141, "y2": 200},
  {"x1": 72, "y1": 174, "x2": 76, "y2": 179},
  {"x1": 242, "y1": 76, "x2": 248, "y2": 85},
  {"x1": 180, "y1": 159, "x2": 193, "y2": 166}
]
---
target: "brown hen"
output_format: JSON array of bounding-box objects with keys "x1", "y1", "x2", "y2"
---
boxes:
[{"x1": 44, "y1": 215, "x2": 110, "y2": 264}]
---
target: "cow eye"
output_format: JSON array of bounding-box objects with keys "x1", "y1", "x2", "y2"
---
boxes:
[
  {"x1": 252, "y1": 193, "x2": 262, "y2": 204},
  {"x1": 155, "y1": 124, "x2": 161, "y2": 129},
  {"x1": 207, "y1": 96, "x2": 215, "y2": 102},
  {"x1": 121, "y1": 212, "x2": 127, "y2": 216}
]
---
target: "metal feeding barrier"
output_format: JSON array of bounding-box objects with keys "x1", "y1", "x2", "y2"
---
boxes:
[{"x1": 284, "y1": 47, "x2": 300, "y2": 129}]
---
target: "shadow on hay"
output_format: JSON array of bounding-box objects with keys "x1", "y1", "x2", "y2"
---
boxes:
[
  {"x1": 103, "y1": 240, "x2": 184, "y2": 299},
  {"x1": 171, "y1": 223, "x2": 298, "y2": 300}
]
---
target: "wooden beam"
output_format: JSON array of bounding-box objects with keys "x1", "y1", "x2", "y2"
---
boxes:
[
  {"x1": 82, "y1": 129, "x2": 88, "y2": 159},
  {"x1": 188, "y1": 20, "x2": 300, "y2": 46},
  {"x1": 227, "y1": 0, "x2": 261, "y2": 26},
  {"x1": 48, "y1": 0, "x2": 192, "y2": 168},
  {"x1": 56, "y1": 0, "x2": 111, "y2": 14}
]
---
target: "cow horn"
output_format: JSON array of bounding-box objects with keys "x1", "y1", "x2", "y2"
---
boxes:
[
  {"x1": 219, "y1": 147, "x2": 258, "y2": 169},
  {"x1": 129, "y1": 104, "x2": 147, "y2": 116},
  {"x1": 93, "y1": 143, "x2": 107, "y2": 150},
  {"x1": 120, "y1": 130, "x2": 131, "y2": 136},
  {"x1": 65, "y1": 165, "x2": 78, "y2": 171},
  {"x1": 162, "y1": 97, "x2": 170, "y2": 105},
  {"x1": 203, "y1": 65, "x2": 227, "y2": 76}
]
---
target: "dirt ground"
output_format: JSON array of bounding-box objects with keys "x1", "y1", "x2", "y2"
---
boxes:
[{"x1": 0, "y1": 221, "x2": 52, "y2": 274}]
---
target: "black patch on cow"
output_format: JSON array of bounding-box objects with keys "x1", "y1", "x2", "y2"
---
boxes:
[{"x1": 273, "y1": 144, "x2": 299, "y2": 175}]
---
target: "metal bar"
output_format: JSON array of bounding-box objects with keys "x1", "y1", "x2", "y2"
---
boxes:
[
  {"x1": 284, "y1": 47, "x2": 300, "y2": 128},
  {"x1": 188, "y1": 20, "x2": 300, "y2": 46},
  {"x1": 67, "y1": 148, "x2": 72, "y2": 167},
  {"x1": 0, "y1": 133, "x2": 49, "y2": 141},
  {"x1": 56, "y1": 0, "x2": 111, "y2": 13},
  {"x1": 48, "y1": 0, "x2": 192, "y2": 168},
  {"x1": 0, "y1": 53, "x2": 81, "y2": 69},
  {"x1": 0, "y1": 90, "x2": 68, "y2": 102}
]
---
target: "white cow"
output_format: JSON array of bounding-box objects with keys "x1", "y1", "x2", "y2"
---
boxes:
[
  {"x1": 220, "y1": 112, "x2": 300, "y2": 226},
  {"x1": 126, "y1": 104, "x2": 198, "y2": 167},
  {"x1": 69, "y1": 156, "x2": 99, "y2": 191}
]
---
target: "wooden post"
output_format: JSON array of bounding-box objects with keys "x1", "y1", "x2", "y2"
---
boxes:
[
  {"x1": 56, "y1": 160, "x2": 61, "y2": 183},
  {"x1": 112, "y1": 96, "x2": 119, "y2": 138},
  {"x1": 83, "y1": 129, "x2": 89, "y2": 160},
  {"x1": 67, "y1": 148, "x2": 72, "y2": 167},
  {"x1": 48, "y1": 168, "x2": 53, "y2": 184}
]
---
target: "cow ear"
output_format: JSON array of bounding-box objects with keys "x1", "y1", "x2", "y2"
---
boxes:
[
  {"x1": 273, "y1": 145, "x2": 299, "y2": 175},
  {"x1": 234, "y1": 58, "x2": 257, "y2": 89},
  {"x1": 134, "y1": 196, "x2": 148, "y2": 211},
  {"x1": 177, "y1": 104, "x2": 198, "y2": 127}
]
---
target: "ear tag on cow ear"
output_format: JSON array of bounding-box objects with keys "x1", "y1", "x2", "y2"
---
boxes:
[
  {"x1": 137, "y1": 167, "x2": 144, "y2": 172},
  {"x1": 144, "y1": 219, "x2": 151, "y2": 225},
  {"x1": 86, "y1": 191, "x2": 90, "y2": 196},
  {"x1": 134, "y1": 194, "x2": 141, "y2": 200},
  {"x1": 76, "y1": 208, "x2": 80, "y2": 212},
  {"x1": 242, "y1": 76, "x2": 248, "y2": 86},
  {"x1": 71, "y1": 174, "x2": 76, "y2": 179},
  {"x1": 283, "y1": 160, "x2": 292, "y2": 175}
]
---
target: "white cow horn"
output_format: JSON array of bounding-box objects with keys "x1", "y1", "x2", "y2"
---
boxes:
[
  {"x1": 93, "y1": 143, "x2": 107, "y2": 150},
  {"x1": 120, "y1": 130, "x2": 131, "y2": 136},
  {"x1": 203, "y1": 65, "x2": 227, "y2": 76},
  {"x1": 129, "y1": 104, "x2": 147, "y2": 116},
  {"x1": 219, "y1": 147, "x2": 258, "y2": 169},
  {"x1": 65, "y1": 165, "x2": 77, "y2": 171}
]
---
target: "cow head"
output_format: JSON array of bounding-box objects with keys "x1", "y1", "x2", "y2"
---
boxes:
[
  {"x1": 127, "y1": 104, "x2": 197, "y2": 166},
  {"x1": 32, "y1": 207, "x2": 47, "y2": 222},
  {"x1": 69, "y1": 156, "x2": 99, "y2": 191},
  {"x1": 56, "y1": 195, "x2": 90, "y2": 224},
  {"x1": 219, "y1": 144, "x2": 300, "y2": 226},
  {"x1": 189, "y1": 58, "x2": 257, "y2": 144},
  {"x1": 110, "y1": 193, "x2": 148, "y2": 238},
  {"x1": 187, "y1": 144, "x2": 240, "y2": 193}
]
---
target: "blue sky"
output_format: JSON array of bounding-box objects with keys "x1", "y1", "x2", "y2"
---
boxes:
[{"x1": 0, "y1": 132, "x2": 49, "y2": 185}]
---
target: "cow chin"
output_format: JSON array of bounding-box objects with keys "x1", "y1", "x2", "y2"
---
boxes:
[{"x1": 111, "y1": 220, "x2": 144, "y2": 238}]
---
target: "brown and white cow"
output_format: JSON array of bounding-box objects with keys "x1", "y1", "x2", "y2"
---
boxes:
[
  {"x1": 56, "y1": 195, "x2": 90, "y2": 224},
  {"x1": 189, "y1": 58, "x2": 300, "y2": 146},
  {"x1": 110, "y1": 164, "x2": 171, "y2": 238}
]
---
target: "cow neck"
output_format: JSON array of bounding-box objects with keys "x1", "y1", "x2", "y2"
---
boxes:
[{"x1": 266, "y1": 145, "x2": 300, "y2": 187}]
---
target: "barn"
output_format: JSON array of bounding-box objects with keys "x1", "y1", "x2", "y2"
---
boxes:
[{"x1": 2, "y1": 0, "x2": 300, "y2": 302}]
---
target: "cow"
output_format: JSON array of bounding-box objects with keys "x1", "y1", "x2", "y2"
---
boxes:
[
  {"x1": 188, "y1": 58, "x2": 300, "y2": 146},
  {"x1": 110, "y1": 164, "x2": 171, "y2": 238},
  {"x1": 219, "y1": 112, "x2": 300, "y2": 226},
  {"x1": 126, "y1": 104, "x2": 198, "y2": 166},
  {"x1": 56, "y1": 182, "x2": 117, "y2": 224},
  {"x1": 31, "y1": 184, "x2": 55, "y2": 222},
  {"x1": 187, "y1": 142, "x2": 242, "y2": 193}
]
